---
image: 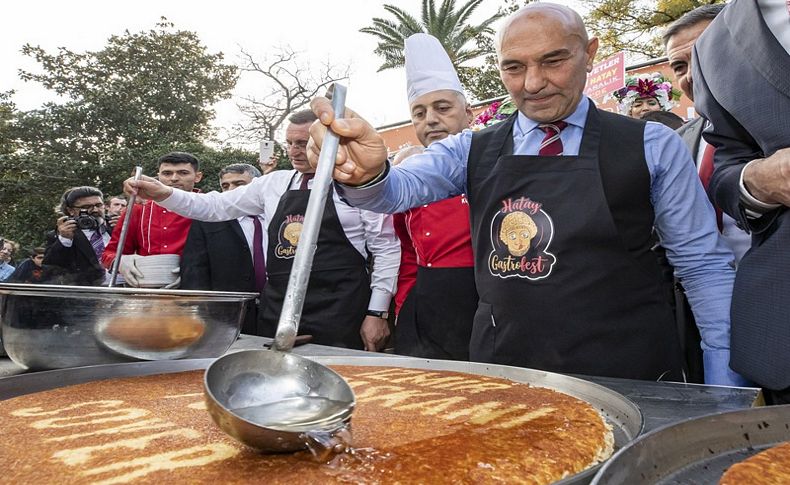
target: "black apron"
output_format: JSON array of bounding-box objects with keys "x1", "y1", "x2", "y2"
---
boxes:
[
  {"x1": 395, "y1": 265, "x2": 477, "y2": 360},
  {"x1": 260, "y1": 174, "x2": 370, "y2": 349},
  {"x1": 466, "y1": 102, "x2": 683, "y2": 380}
]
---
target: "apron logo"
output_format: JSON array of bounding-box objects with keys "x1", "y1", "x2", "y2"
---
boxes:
[
  {"x1": 274, "y1": 214, "x2": 304, "y2": 259},
  {"x1": 488, "y1": 197, "x2": 557, "y2": 280}
]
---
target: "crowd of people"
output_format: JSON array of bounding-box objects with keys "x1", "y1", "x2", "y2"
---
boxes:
[{"x1": 3, "y1": 1, "x2": 788, "y2": 403}]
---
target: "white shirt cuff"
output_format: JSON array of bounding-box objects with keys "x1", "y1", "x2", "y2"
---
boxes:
[
  {"x1": 368, "y1": 288, "x2": 392, "y2": 313},
  {"x1": 739, "y1": 161, "x2": 782, "y2": 217},
  {"x1": 58, "y1": 235, "x2": 74, "y2": 247}
]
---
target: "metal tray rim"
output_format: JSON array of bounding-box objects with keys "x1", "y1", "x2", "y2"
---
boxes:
[{"x1": 590, "y1": 403, "x2": 790, "y2": 484}]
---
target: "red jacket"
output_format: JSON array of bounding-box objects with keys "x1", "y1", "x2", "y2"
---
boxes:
[
  {"x1": 101, "y1": 199, "x2": 193, "y2": 268},
  {"x1": 394, "y1": 194, "x2": 474, "y2": 314}
]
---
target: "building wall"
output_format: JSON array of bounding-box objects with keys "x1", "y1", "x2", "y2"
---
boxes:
[{"x1": 378, "y1": 58, "x2": 693, "y2": 154}]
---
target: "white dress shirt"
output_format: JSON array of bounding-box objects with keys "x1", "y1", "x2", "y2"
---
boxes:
[
  {"x1": 58, "y1": 228, "x2": 111, "y2": 248},
  {"x1": 160, "y1": 170, "x2": 400, "y2": 311}
]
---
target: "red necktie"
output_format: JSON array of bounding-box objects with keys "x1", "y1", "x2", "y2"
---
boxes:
[
  {"x1": 299, "y1": 172, "x2": 314, "y2": 190},
  {"x1": 698, "y1": 144, "x2": 724, "y2": 232},
  {"x1": 250, "y1": 216, "x2": 266, "y2": 292},
  {"x1": 538, "y1": 121, "x2": 568, "y2": 156}
]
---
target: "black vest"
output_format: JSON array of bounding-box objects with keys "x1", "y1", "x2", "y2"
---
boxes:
[{"x1": 466, "y1": 102, "x2": 683, "y2": 380}]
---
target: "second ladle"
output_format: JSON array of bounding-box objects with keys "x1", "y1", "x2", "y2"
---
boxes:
[{"x1": 204, "y1": 85, "x2": 356, "y2": 453}]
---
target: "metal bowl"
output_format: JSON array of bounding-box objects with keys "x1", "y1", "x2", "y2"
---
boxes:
[{"x1": 0, "y1": 283, "x2": 257, "y2": 370}]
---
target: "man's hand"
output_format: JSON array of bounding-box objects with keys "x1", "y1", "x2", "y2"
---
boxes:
[
  {"x1": 164, "y1": 267, "x2": 181, "y2": 289},
  {"x1": 119, "y1": 254, "x2": 144, "y2": 287},
  {"x1": 124, "y1": 174, "x2": 173, "y2": 202},
  {"x1": 360, "y1": 315, "x2": 390, "y2": 352},
  {"x1": 56, "y1": 216, "x2": 77, "y2": 240},
  {"x1": 105, "y1": 212, "x2": 120, "y2": 229},
  {"x1": 742, "y1": 148, "x2": 790, "y2": 206},
  {"x1": 307, "y1": 97, "x2": 389, "y2": 186}
]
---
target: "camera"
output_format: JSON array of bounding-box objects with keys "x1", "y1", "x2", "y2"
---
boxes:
[{"x1": 71, "y1": 209, "x2": 100, "y2": 231}]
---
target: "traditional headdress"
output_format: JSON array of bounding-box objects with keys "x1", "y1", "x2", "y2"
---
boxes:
[
  {"x1": 610, "y1": 72, "x2": 682, "y2": 115},
  {"x1": 405, "y1": 33, "x2": 464, "y2": 104}
]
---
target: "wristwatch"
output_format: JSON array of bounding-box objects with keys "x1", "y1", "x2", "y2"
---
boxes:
[{"x1": 366, "y1": 310, "x2": 389, "y2": 319}]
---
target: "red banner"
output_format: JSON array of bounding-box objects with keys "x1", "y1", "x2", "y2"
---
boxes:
[{"x1": 584, "y1": 52, "x2": 625, "y2": 103}]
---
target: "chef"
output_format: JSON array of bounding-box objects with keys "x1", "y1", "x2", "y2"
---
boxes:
[
  {"x1": 392, "y1": 34, "x2": 478, "y2": 360},
  {"x1": 305, "y1": 3, "x2": 747, "y2": 385}
]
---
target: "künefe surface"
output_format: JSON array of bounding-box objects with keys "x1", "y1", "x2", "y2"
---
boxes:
[
  {"x1": 719, "y1": 441, "x2": 790, "y2": 485},
  {"x1": 0, "y1": 365, "x2": 613, "y2": 484}
]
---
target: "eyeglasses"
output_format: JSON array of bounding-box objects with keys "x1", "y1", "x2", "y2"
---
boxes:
[
  {"x1": 285, "y1": 140, "x2": 308, "y2": 150},
  {"x1": 72, "y1": 203, "x2": 104, "y2": 210}
]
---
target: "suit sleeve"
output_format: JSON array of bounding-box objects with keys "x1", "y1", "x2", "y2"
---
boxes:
[
  {"x1": 393, "y1": 212, "x2": 417, "y2": 315},
  {"x1": 180, "y1": 222, "x2": 212, "y2": 290},
  {"x1": 692, "y1": 43, "x2": 780, "y2": 234},
  {"x1": 43, "y1": 232, "x2": 76, "y2": 269}
]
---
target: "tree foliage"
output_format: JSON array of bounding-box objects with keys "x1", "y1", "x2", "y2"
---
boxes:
[
  {"x1": 584, "y1": 0, "x2": 726, "y2": 61},
  {"x1": 361, "y1": 0, "x2": 504, "y2": 100},
  {"x1": 0, "y1": 20, "x2": 247, "y2": 250}
]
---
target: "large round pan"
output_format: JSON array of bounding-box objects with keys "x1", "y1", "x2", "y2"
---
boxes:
[
  {"x1": 0, "y1": 356, "x2": 642, "y2": 485},
  {"x1": 591, "y1": 404, "x2": 790, "y2": 484}
]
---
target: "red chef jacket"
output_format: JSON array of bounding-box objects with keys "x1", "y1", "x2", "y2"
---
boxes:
[
  {"x1": 101, "y1": 199, "x2": 194, "y2": 268},
  {"x1": 393, "y1": 194, "x2": 474, "y2": 314}
]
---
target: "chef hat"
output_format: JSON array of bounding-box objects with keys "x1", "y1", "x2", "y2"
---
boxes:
[{"x1": 405, "y1": 33, "x2": 464, "y2": 105}]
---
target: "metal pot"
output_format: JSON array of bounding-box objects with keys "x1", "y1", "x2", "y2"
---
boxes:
[{"x1": 0, "y1": 283, "x2": 257, "y2": 370}]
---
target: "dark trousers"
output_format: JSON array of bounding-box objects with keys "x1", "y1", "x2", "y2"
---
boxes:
[{"x1": 764, "y1": 387, "x2": 790, "y2": 405}]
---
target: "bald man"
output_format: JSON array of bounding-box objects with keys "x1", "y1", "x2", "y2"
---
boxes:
[{"x1": 304, "y1": 3, "x2": 745, "y2": 386}]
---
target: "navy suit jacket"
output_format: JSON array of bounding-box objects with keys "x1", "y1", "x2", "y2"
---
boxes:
[
  {"x1": 180, "y1": 219, "x2": 259, "y2": 335},
  {"x1": 693, "y1": 0, "x2": 790, "y2": 389}
]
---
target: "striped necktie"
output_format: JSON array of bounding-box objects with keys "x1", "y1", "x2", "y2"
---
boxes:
[
  {"x1": 89, "y1": 230, "x2": 105, "y2": 260},
  {"x1": 538, "y1": 121, "x2": 568, "y2": 156}
]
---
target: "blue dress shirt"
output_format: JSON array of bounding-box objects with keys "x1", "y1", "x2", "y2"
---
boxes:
[
  {"x1": 0, "y1": 262, "x2": 15, "y2": 282},
  {"x1": 339, "y1": 97, "x2": 747, "y2": 387}
]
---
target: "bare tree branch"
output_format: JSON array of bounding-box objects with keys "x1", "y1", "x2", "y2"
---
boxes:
[{"x1": 229, "y1": 46, "x2": 349, "y2": 144}]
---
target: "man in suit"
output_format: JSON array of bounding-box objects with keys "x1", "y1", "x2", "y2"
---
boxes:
[
  {"x1": 693, "y1": 0, "x2": 790, "y2": 403},
  {"x1": 664, "y1": 3, "x2": 750, "y2": 265},
  {"x1": 181, "y1": 163, "x2": 264, "y2": 334},
  {"x1": 44, "y1": 186, "x2": 111, "y2": 286},
  {"x1": 307, "y1": 3, "x2": 747, "y2": 385}
]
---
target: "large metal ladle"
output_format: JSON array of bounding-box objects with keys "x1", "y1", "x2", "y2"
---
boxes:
[
  {"x1": 204, "y1": 85, "x2": 356, "y2": 453},
  {"x1": 109, "y1": 166, "x2": 142, "y2": 287}
]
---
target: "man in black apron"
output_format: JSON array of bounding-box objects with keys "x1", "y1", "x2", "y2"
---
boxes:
[
  {"x1": 392, "y1": 33, "x2": 478, "y2": 360},
  {"x1": 124, "y1": 112, "x2": 400, "y2": 351},
  {"x1": 306, "y1": 4, "x2": 748, "y2": 386}
]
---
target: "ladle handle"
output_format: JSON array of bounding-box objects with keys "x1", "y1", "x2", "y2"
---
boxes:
[
  {"x1": 273, "y1": 85, "x2": 347, "y2": 351},
  {"x1": 109, "y1": 166, "x2": 143, "y2": 288}
]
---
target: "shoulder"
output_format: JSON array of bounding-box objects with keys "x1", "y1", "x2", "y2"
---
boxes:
[
  {"x1": 598, "y1": 109, "x2": 646, "y2": 131},
  {"x1": 644, "y1": 120, "x2": 684, "y2": 145},
  {"x1": 265, "y1": 169, "x2": 295, "y2": 183},
  {"x1": 676, "y1": 116, "x2": 703, "y2": 136}
]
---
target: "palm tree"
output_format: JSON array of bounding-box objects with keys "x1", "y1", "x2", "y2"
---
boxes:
[{"x1": 360, "y1": 0, "x2": 504, "y2": 72}]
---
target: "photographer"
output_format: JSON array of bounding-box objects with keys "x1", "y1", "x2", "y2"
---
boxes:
[{"x1": 44, "y1": 186, "x2": 112, "y2": 286}]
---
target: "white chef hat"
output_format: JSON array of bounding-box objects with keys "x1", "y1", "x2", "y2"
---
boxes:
[{"x1": 405, "y1": 33, "x2": 464, "y2": 105}]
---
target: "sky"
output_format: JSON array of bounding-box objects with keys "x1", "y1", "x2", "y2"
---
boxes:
[{"x1": 2, "y1": 0, "x2": 582, "y2": 150}]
